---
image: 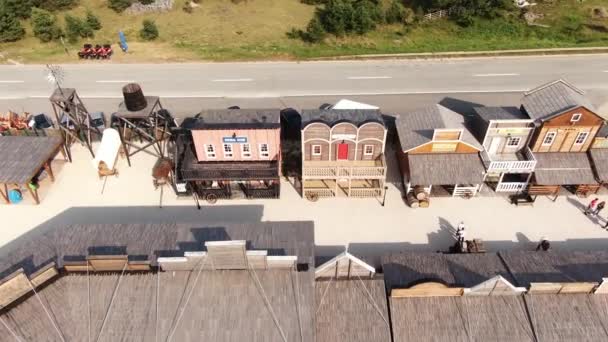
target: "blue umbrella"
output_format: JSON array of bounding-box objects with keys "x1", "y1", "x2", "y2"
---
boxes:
[{"x1": 119, "y1": 31, "x2": 128, "y2": 52}]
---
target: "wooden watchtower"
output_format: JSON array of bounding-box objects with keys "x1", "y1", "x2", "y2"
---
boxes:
[
  {"x1": 111, "y1": 83, "x2": 176, "y2": 166},
  {"x1": 49, "y1": 88, "x2": 101, "y2": 161}
]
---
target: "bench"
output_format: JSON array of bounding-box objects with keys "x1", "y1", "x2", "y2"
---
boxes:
[{"x1": 510, "y1": 193, "x2": 535, "y2": 206}]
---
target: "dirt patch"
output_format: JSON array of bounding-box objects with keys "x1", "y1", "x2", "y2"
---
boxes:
[{"x1": 592, "y1": 7, "x2": 608, "y2": 19}]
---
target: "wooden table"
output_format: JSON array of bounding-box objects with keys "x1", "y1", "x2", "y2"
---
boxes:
[{"x1": 0, "y1": 136, "x2": 64, "y2": 204}]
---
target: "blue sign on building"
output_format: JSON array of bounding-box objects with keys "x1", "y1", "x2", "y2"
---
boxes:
[{"x1": 223, "y1": 137, "x2": 248, "y2": 143}]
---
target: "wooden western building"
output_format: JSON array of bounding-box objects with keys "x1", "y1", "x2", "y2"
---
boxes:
[
  {"x1": 395, "y1": 104, "x2": 485, "y2": 201},
  {"x1": 173, "y1": 108, "x2": 281, "y2": 203},
  {"x1": 521, "y1": 80, "x2": 602, "y2": 196},
  {"x1": 469, "y1": 107, "x2": 537, "y2": 193},
  {"x1": 589, "y1": 124, "x2": 608, "y2": 187},
  {"x1": 300, "y1": 109, "x2": 387, "y2": 201}
]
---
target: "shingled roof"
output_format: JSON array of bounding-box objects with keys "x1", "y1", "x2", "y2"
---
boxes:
[
  {"x1": 521, "y1": 79, "x2": 595, "y2": 121},
  {"x1": 533, "y1": 152, "x2": 597, "y2": 185},
  {"x1": 589, "y1": 148, "x2": 608, "y2": 182},
  {"x1": 395, "y1": 104, "x2": 482, "y2": 152},
  {"x1": 381, "y1": 252, "x2": 515, "y2": 290},
  {"x1": 180, "y1": 108, "x2": 281, "y2": 129},
  {"x1": 407, "y1": 153, "x2": 485, "y2": 186}
]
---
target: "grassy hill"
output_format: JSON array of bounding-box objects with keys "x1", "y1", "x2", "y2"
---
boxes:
[{"x1": 0, "y1": 0, "x2": 607, "y2": 63}]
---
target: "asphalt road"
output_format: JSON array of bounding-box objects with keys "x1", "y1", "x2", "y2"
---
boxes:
[{"x1": 1, "y1": 55, "x2": 608, "y2": 99}]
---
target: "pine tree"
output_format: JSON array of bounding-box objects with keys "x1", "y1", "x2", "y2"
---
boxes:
[
  {"x1": 139, "y1": 19, "x2": 159, "y2": 41},
  {"x1": 31, "y1": 8, "x2": 62, "y2": 42},
  {"x1": 0, "y1": 9, "x2": 25, "y2": 42}
]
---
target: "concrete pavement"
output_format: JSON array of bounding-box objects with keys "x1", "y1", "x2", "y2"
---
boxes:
[{"x1": 1, "y1": 55, "x2": 608, "y2": 99}]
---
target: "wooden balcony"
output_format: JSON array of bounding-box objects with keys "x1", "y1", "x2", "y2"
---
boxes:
[
  {"x1": 302, "y1": 155, "x2": 386, "y2": 179},
  {"x1": 481, "y1": 147, "x2": 536, "y2": 173}
]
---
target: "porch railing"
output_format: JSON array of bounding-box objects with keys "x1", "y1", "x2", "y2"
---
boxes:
[
  {"x1": 350, "y1": 188, "x2": 383, "y2": 198},
  {"x1": 303, "y1": 164, "x2": 386, "y2": 179},
  {"x1": 481, "y1": 147, "x2": 536, "y2": 173},
  {"x1": 496, "y1": 182, "x2": 528, "y2": 192},
  {"x1": 303, "y1": 188, "x2": 335, "y2": 198}
]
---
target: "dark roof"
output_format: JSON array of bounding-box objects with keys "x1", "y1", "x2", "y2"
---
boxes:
[
  {"x1": 407, "y1": 153, "x2": 485, "y2": 185},
  {"x1": 0, "y1": 136, "x2": 63, "y2": 184},
  {"x1": 473, "y1": 106, "x2": 529, "y2": 122},
  {"x1": 381, "y1": 252, "x2": 515, "y2": 289},
  {"x1": 116, "y1": 96, "x2": 161, "y2": 118},
  {"x1": 315, "y1": 278, "x2": 391, "y2": 342},
  {"x1": 395, "y1": 104, "x2": 481, "y2": 152},
  {"x1": 521, "y1": 79, "x2": 595, "y2": 121},
  {"x1": 0, "y1": 222, "x2": 315, "y2": 278},
  {"x1": 598, "y1": 124, "x2": 608, "y2": 138},
  {"x1": 389, "y1": 296, "x2": 535, "y2": 342},
  {"x1": 498, "y1": 250, "x2": 608, "y2": 287},
  {"x1": 533, "y1": 152, "x2": 597, "y2": 185},
  {"x1": 181, "y1": 109, "x2": 281, "y2": 129},
  {"x1": 300, "y1": 109, "x2": 385, "y2": 127},
  {"x1": 49, "y1": 88, "x2": 76, "y2": 102},
  {"x1": 589, "y1": 148, "x2": 608, "y2": 181}
]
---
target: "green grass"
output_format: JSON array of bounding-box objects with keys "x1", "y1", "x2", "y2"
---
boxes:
[{"x1": 0, "y1": 0, "x2": 607, "y2": 63}]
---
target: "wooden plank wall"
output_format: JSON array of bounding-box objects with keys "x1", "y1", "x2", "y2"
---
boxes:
[
  {"x1": 528, "y1": 282, "x2": 598, "y2": 294},
  {"x1": 206, "y1": 241, "x2": 248, "y2": 270},
  {"x1": 29, "y1": 263, "x2": 59, "y2": 287},
  {"x1": 0, "y1": 270, "x2": 31, "y2": 307}
]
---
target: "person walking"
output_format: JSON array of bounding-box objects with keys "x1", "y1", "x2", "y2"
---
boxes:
[
  {"x1": 593, "y1": 201, "x2": 606, "y2": 217},
  {"x1": 585, "y1": 198, "x2": 599, "y2": 215}
]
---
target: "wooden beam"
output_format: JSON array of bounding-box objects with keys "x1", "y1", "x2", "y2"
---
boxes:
[
  {"x1": 0, "y1": 183, "x2": 8, "y2": 203},
  {"x1": 391, "y1": 282, "x2": 464, "y2": 298},
  {"x1": 43, "y1": 161, "x2": 55, "y2": 182},
  {"x1": 26, "y1": 183, "x2": 40, "y2": 205}
]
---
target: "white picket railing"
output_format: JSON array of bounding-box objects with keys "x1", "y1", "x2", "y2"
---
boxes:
[
  {"x1": 350, "y1": 188, "x2": 383, "y2": 198},
  {"x1": 303, "y1": 165, "x2": 386, "y2": 179},
  {"x1": 496, "y1": 182, "x2": 528, "y2": 192},
  {"x1": 452, "y1": 185, "x2": 479, "y2": 197},
  {"x1": 481, "y1": 148, "x2": 536, "y2": 173}
]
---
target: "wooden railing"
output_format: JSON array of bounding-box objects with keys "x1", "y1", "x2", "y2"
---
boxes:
[
  {"x1": 303, "y1": 165, "x2": 386, "y2": 179},
  {"x1": 452, "y1": 185, "x2": 479, "y2": 198},
  {"x1": 481, "y1": 148, "x2": 536, "y2": 173},
  {"x1": 496, "y1": 182, "x2": 528, "y2": 193},
  {"x1": 350, "y1": 188, "x2": 383, "y2": 198},
  {"x1": 303, "y1": 188, "x2": 335, "y2": 198}
]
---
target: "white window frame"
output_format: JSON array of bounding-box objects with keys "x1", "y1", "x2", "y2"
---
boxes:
[
  {"x1": 506, "y1": 137, "x2": 521, "y2": 148},
  {"x1": 205, "y1": 144, "x2": 216, "y2": 159},
  {"x1": 571, "y1": 113, "x2": 582, "y2": 122},
  {"x1": 223, "y1": 143, "x2": 233, "y2": 158},
  {"x1": 574, "y1": 131, "x2": 589, "y2": 145},
  {"x1": 312, "y1": 144, "x2": 322, "y2": 156},
  {"x1": 259, "y1": 143, "x2": 270, "y2": 158},
  {"x1": 241, "y1": 143, "x2": 251, "y2": 158},
  {"x1": 542, "y1": 132, "x2": 556, "y2": 146},
  {"x1": 363, "y1": 144, "x2": 374, "y2": 156}
]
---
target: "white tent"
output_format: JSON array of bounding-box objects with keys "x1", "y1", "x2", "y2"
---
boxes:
[{"x1": 331, "y1": 99, "x2": 379, "y2": 110}]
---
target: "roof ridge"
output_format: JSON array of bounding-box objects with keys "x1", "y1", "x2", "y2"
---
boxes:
[{"x1": 523, "y1": 79, "x2": 585, "y2": 96}]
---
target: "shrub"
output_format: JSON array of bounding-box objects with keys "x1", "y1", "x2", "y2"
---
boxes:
[
  {"x1": 303, "y1": 16, "x2": 326, "y2": 42},
  {"x1": 0, "y1": 10, "x2": 25, "y2": 42},
  {"x1": 139, "y1": 19, "x2": 158, "y2": 40},
  {"x1": 85, "y1": 10, "x2": 101, "y2": 30},
  {"x1": 108, "y1": 0, "x2": 133, "y2": 12},
  {"x1": 1, "y1": 0, "x2": 34, "y2": 19},
  {"x1": 64, "y1": 13, "x2": 95, "y2": 42},
  {"x1": 139, "y1": 0, "x2": 155, "y2": 4},
  {"x1": 31, "y1": 7, "x2": 62, "y2": 42},
  {"x1": 39, "y1": 0, "x2": 79, "y2": 11},
  {"x1": 385, "y1": 0, "x2": 405, "y2": 24}
]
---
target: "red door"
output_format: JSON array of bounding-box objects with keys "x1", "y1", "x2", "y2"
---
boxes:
[{"x1": 337, "y1": 143, "x2": 349, "y2": 160}]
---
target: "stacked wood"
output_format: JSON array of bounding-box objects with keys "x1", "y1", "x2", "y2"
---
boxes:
[
  {"x1": 414, "y1": 186, "x2": 428, "y2": 200},
  {"x1": 419, "y1": 199, "x2": 430, "y2": 208},
  {"x1": 406, "y1": 192, "x2": 419, "y2": 208}
]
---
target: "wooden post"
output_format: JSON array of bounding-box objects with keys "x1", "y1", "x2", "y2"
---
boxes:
[
  {"x1": 44, "y1": 162, "x2": 55, "y2": 182},
  {"x1": 26, "y1": 183, "x2": 40, "y2": 205},
  {"x1": 51, "y1": 103, "x2": 72, "y2": 163},
  {"x1": 0, "y1": 184, "x2": 8, "y2": 203}
]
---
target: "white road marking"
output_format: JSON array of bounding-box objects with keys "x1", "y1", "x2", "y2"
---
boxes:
[
  {"x1": 96, "y1": 80, "x2": 135, "y2": 83},
  {"x1": 211, "y1": 78, "x2": 254, "y2": 82},
  {"x1": 347, "y1": 76, "x2": 392, "y2": 80},
  {"x1": 0, "y1": 80, "x2": 24, "y2": 83},
  {"x1": 473, "y1": 73, "x2": 520, "y2": 77}
]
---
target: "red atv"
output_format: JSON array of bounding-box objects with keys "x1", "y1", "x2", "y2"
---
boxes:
[
  {"x1": 78, "y1": 44, "x2": 95, "y2": 59},
  {"x1": 98, "y1": 44, "x2": 113, "y2": 59}
]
